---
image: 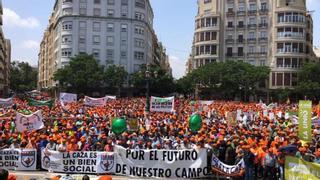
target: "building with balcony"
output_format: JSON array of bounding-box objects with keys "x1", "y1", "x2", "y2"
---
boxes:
[
  {"x1": 38, "y1": 0, "x2": 165, "y2": 89},
  {"x1": 189, "y1": 0, "x2": 316, "y2": 89},
  {"x1": 0, "y1": 0, "x2": 10, "y2": 96}
]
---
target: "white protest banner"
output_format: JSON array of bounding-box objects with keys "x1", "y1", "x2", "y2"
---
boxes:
[
  {"x1": 0, "y1": 97, "x2": 13, "y2": 106},
  {"x1": 199, "y1": 100, "x2": 213, "y2": 106},
  {"x1": 150, "y1": 96, "x2": 174, "y2": 113},
  {"x1": 84, "y1": 96, "x2": 107, "y2": 107},
  {"x1": 114, "y1": 146, "x2": 209, "y2": 178},
  {"x1": 15, "y1": 110, "x2": 44, "y2": 132},
  {"x1": 211, "y1": 154, "x2": 244, "y2": 176},
  {"x1": 0, "y1": 149, "x2": 37, "y2": 171},
  {"x1": 106, "y1": 95, "x2": 116, "y2": 100},
  {"x1": 60, "y1": 93, "x2": 77, "y2": 103},
  {"x1": 41, "y1": 150, "x2": 116, "y2": 174}
]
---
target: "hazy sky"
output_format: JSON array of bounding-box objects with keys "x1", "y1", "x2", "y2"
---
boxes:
[{"x1": 2, "y1": 0, "x2": 320, "y2": 79}]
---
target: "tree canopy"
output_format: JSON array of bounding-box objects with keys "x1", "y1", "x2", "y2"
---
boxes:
[
  {"x1": 10, "y1": 61, "x2": 37, "y2": 93},
  {"x1": 177, "y1": 61, "x2": 270, "y2": 100}
]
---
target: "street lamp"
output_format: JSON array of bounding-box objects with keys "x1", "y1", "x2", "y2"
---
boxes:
[{"x1": 144, "y1": 65, "x2": 158, "y2": 112}]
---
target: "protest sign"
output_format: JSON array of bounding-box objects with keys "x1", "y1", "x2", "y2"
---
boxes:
[
  {"x1": 41, "y1": 150, "x2": 115, "y2": 174},
  {"x1": 298, "y1": 100, "x2": 312, "y2": 142},
  {"x1": 106, "y1": 95, "x2": 116, "y2": 100},
  {"x1": 15, "y1": 110, "x2": 44, "y2": 132},
  {"x1": 285, "y1": 156, "x2": 320, "y2": 180},
  {"x1": 0, "y1": 97, "x2": 13, "y2": 106},
  {"x1": 150, "y1": 96, "x2": 174, "y2": 113},
  {"x1": 114, "y1": 146, "x2": 209, "y2": 178},
  {"x1": 0, "y1": 149, "x2": 37, "y2": 171},
  {"x1": 28, "y1": 99, "x2": 54, "y2": 109},
  {"x1": 127, "y1": 118, "x2": 139, "y2": 132},
  {"x1": 211, "y1": 154, "x2": 244, "y2": 176},
  {"x1": 60, "y1": 93, "x2": 77, "y2": 103},
  {"x1": 84, "y1": 96, "x2": 107, "y2": 107},
  {"x1": 226, "y1": 111, "x2": 237, "y2": 127}
]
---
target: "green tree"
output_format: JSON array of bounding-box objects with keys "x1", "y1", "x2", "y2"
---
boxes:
[
  {"x1": 296, "y1": 62, "x2": 320, "y2": 99},
  {"x1": 104, "y1": 65, "x2": 128, "y2": 95},
  {"x1": 176, "y1": 61, "x2": 270, "y2": 101},
  {"x1": 131, "y1": 64, "x2": 175, "y2": 96},
  {"x1": 9, "y1": 61, "x2": 37, "y2": 93},
  {"x1": 54, "y1": 54, "x2": 104, "y2": 95}
]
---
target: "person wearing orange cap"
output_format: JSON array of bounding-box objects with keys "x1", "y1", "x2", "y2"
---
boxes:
[
  {"x1": 243, "y1": 144, "x2": 255, "y2": 180},
  {"x1": 314, "y1": 149, "x2": 320, "y2": 164},
  {"x1": 57, "y1": 139, "x2": 67, "y2": 152}
]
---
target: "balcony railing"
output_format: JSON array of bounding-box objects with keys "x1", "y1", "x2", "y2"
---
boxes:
[
  {"x1": 277, "y1": 49, "x2": 304, "y2": 54},
  {"x1": 248, "y1": 24, "x2": 257, "y2": 28},
  {"x1": 237, "y1": 11, "x2": 246, "y2": 16},
  {"x1": 259, "y1": 37, "x2": 268, "y2": 42},
  {"x1": 226, "y1": 39, "x2": 234, "y2": 43},
  {"x1": 237, "y1": 39, "x2": 245, "y2": 43},
  {"x1": 227, "y1": 25, "x2": 235, "y2": 29},
  {"x1": 259, "y1": 9, "x2": 269, "y2": 14},
  {"x1": 227, "y1": 0, "x2": 234, "y2": 3},
  {"x1": 248, "y1": 10, "x2": 257, "y2": 15},
  {"x1": 237, "y1": 24, "x2": 245, "y2": 28},
  {"x1": 247, "y1": 38, "x2": 257, "y2": 43},
  {"x1": 227, "y1": 11, "x2": 235, "y2": 17},
  {"x1": 259, "y1": 23, "x2": 268, "y2": 28},
  {"x1": 276, "y1": 65, "x2": 301, "y2": 69},
  {"x1": 225, "y1": 53, "x2": 243, "y2": 57},
  {"x1": 277, "y1": 32, "x2": 304, "y2": 38}
]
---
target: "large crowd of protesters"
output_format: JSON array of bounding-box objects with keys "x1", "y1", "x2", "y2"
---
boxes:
[{"x1": 0, "y1": 96, "x2": 319, "y2": 180}]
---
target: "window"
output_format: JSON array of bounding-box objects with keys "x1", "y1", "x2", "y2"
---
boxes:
[
  {"x1": 93, "y1": 8, "x2": 101, "y2": 16},
  {"x1": 121, "y1": 24, "x2": 128, "y2": 32},
  {"x1": 63, "y1": 0, "x2": 73, "y2": 3},
  {"x1": 92, "y1": 49, "x2": 100, "y2": 60},
  {"x1": 249, "y1": 4, "x2": 256, "y2": 11},
  {"x1": 227, "y1": 21, "x2": 233, "y2": 27},
  {"x1": 107, "y1": 23, "x2": 114, "y2": 32},
  {"x1": 107, "y1": 9, "x2": 114, "y2": 17},
  {"x1": 134, "y1": 51, "x2": 144, "y2": 60},
  {"x1": 80, "y1": 0, "x2": 86, "y2": 3},
  {"x1": 248, "y1": 32, "x2": 255, "y2": 39},
  {"x1": 121, "y1": 39, "x2": 127, "y2": 46},
  {"x1": 93, "y1": 22, "x2": 101, "y2": 32},
  {"x1": 106, "y1": 49, "x2": 114, "y2": 59},
  {"x1": 79, "y1": 35, "x2": 86, "y2": 43},
  {"x1": 79, "y1": 21, "x2": 86, "y2": 29},
  {"x1": 135, "y1": 38, "x2": 145, "y2": 48},
  {"x1": 62, "y1": 8, "x2": 73, "y2": 15},
  {"x1": 204, "y1": 0, "x2": 212, "y2": 4},
  {"x1": 79, "y1": 8, "x2": 87, "y2": 15},
  {"x1": 121, "y1": 0, "x2": 128, "y2": 5},
  {"x1": 261, "y1": 2, "x2": 267, "y2": 10},
  {"x1": 94, "y1": 0, "x2": 100, "y2": 4},
  {"x1": 238, "y1": 47, "x2": 243, "y2": 56},
  {"x1": 62, "y1": 48, "x2": 72, "y2": 57},
  {"x1": 121, "y1": 51, "x2": 127, "y2": 59},
  {"x1": 260, "y1": 17, "x2": 267, "y2": 24},
  {"x1": 134, "y1": 26, "x2": 144, "y2": 35},
  {"x1": 93, "y1": 35, "x2": 100, "y2": 45},
  {"x1": 260, "y1": 31, "x2": 267, "y2": 38},
  {"x1": 62, "y1": 35, "x2": 72, "y2": 44},
  {"x1": 107, "y1": 36, "x2": 114, "y2": 45},
  {"x1": 260, "y1": 60, "x2": 266, "y2": 66},
  {"x1": 107, "y1": 0, "x2": 115, "y2": 5},
  {"x1": 62, "y1": 21, "x2": 72, "y2": 30},
  {"x1": 227, "y1": 47, "x2": 233, "y2": 55},
  {"x1": 135, "y1": 0, "x2": 145, "y2": 8},
  {"x1": 135, "y1": 12, "x2": 145, "y2": 20},
  {"x1": 260, "y1": 45, "x2": 267, "y2": 53},
  {"x1": 249, "y1": 46, "x2": 255, "y2": 53},
  {"x1": 249, "y1": 17, "x2": 256, "y2": 24}
]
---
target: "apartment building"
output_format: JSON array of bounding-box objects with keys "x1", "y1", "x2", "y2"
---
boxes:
[
  {"x1": 39, "y1": 0, "x2": 164, "y2": 89},
  {"x1": 0, "y1": 0, "x2": 11, "y2": 96},
  {"x1": 190, "y1": 0, "x2": 316, "y2": 89}
]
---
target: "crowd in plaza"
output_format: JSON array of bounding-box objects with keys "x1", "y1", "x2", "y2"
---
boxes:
[{"x1": 0, "y1": 96, "x2": 319, "y2": 179}]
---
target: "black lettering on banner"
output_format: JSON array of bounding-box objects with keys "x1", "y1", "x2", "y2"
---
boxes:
[
  {"x1": 191, "y1": 150, "x2": 198, "y2": 160},
  {"x1": 175, "y1": 168, "x2": 180, "y2": 178},
  {"x1": 122, "y1": 164, "x2": 127, "y2": 174},
  {"x1": 158, "y1": 168, "x2": 164, "y2": 177}
]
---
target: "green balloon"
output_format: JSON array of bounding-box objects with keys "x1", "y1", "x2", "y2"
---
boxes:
[
  {"x1": 112, "y1": 118, "x2": 127, "y2": 134},
  {"x1": 189, "y1": 114, "x2": 202, "y2": 132}
]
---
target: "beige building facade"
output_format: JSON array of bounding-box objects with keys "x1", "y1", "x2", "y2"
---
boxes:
[
  {"x1": 190, "y1": 0, "x2": 316, "y2": 89},
  {"x1": 0, "y1": 0, "x2": 10, "y2": 96}
]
